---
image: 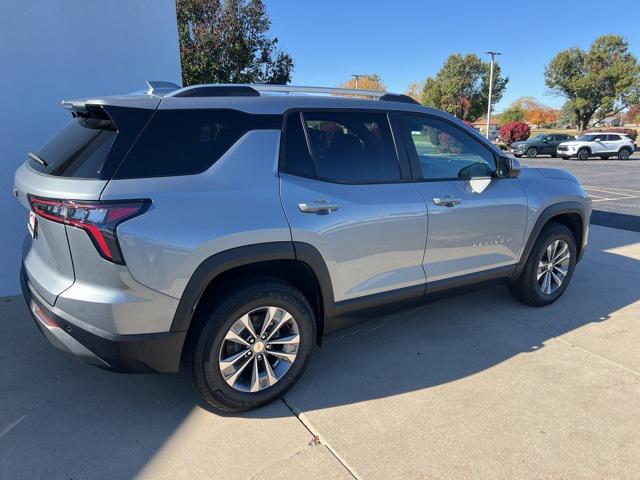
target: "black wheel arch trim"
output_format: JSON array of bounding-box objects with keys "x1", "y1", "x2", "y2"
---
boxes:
[
  {"x1": 513, "y1": 201, "x2": 588, "y2": 280},
  {"x1": 170, "y1": 241, "x2": 338, "y2": 335},
  {"x1": 171, "y1": 242, "x2": 297, "y2": 332}
]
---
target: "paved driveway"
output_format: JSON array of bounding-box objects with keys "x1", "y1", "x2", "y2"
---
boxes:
[
  {"x1": 2, "y1": 225, "x2": 640, "y2": 479},
  {"x1": 522, "y1": 152, "x2": 640, "y2": 232}
]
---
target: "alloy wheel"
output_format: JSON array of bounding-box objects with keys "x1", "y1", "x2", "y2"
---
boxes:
[
  {"x1": 537, "y1": 239, "x2": 571, "y2": 295},
  {"x1": 218, "y1": 306, "x2": 300, "y2": 392},
  {"x1": 526, "y1": 147, "x2": 537, "y2": 158},
  {"x1": 619, "y1": 149, "x2": 631, "y2": 160}
]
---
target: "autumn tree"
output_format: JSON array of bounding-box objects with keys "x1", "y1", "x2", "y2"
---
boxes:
[
  {"x1": 525, "y1": 105, "x2": 558, "y2": 127},
  {"x1": 421, "y1": 53, "x2": 508, "y2": 121},
  {"x1": 404, "y1": 81, "x2": 424, "y2": 102},
  {"x1": 624, "y1": 104, "x2": 640, "y2": 124},
  {"x1": 176, "y1": 0, "x2": 294, "y2": 86},
  {"x1": 545, "y1": 35, "x2": 640, "y2": 131},
  {"x1": 341, "y1": 74, "x2": 386, "y2": 91}
]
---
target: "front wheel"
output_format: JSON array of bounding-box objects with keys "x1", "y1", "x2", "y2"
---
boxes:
[
  {"x1": 577, "y1": 148, "x2": 590, "y2": 160},
  {"x1": 509, "y1": 223, "x2": 577, "y2": 306},
  {"x1": 526, "y1": 147, "x2": 538, "y2": 158},
  {"x1": 188, "y1": 278, "x2": 316, "y2": 412}
]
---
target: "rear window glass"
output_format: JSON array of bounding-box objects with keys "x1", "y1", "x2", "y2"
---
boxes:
[
  {"x1": 30, "y1": 117, "x2": 116, "y2": 178},
  {"x1": 115, "y1": 109, "x2": 281, "y2": 179}
]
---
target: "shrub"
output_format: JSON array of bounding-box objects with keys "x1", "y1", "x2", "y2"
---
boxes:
[
  {"x1": 583, "y1": 127, "x2": 637, "y2": 140},
  {"x1": 437, "y1": 132, "x2": 463, "y2": 154},
  {"x1": 499, "y1": 121, "x2": 531, "y2": 146}
]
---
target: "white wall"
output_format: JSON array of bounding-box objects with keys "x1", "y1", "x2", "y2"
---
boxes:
[{"x1": 0, "y1": 0, "x2": 182, "y2": 296}]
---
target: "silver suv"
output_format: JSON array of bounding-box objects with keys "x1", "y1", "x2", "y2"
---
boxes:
[{"x1": 15, "y1": 82, "x2": 591, "y2": 411}]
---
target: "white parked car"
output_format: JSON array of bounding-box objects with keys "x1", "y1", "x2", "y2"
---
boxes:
[{"x1": 557, "y1": 133, "x2": 635, "y2": 160}]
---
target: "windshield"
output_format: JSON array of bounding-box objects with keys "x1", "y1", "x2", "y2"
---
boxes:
[{"x1": 576, "y1": 135, "x2": 596, "y2": 141}]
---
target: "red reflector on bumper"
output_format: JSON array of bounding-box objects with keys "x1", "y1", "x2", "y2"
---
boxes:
[{"x1": 32, "y1": 302, "x2": 60, "y2": 329}]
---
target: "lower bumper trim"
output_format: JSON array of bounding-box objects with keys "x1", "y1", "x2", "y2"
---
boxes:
[{"x1": 21, "y1": 267, "x2": 186, "y2": 373}]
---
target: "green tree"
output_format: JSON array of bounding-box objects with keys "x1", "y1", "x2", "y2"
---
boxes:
[
  {"x1": 421, "y1": 54, "x2": 508, "y2": 121},
  {"x1": 176, "y1": 0, "x2": 294, "y2": 86},
  {"x1": 545, "y1": 35, "x2": 640, "y2": 131},
  {"x1": 500, "y1": 103, "x2": 525, "y2": 124}
]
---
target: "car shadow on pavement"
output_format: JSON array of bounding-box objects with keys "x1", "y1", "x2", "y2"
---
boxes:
[{"x1": 1, "y1": 218, "x2": 639, "y2": 478}]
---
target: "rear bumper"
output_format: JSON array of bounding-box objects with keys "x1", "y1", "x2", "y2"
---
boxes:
[{"x1": 21, "y1": 267, "x2": 186, "y2": 373}]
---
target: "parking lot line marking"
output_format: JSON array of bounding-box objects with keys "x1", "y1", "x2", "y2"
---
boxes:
[
  {"x1": 585, "y1": 187, "x2": 637, "y2": 196},
  {"x1": 584, "y1": 185, "x2": 640, "y2": 195},
  {"x1": 591, "y1": 195, "x2": 640, "y2": 203},
  {"x1": 0, "y1": 415, "x2": 26, "y2": 439}
]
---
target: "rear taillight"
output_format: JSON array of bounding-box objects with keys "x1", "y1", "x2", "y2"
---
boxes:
[{"x1": 28, "y1": 196, "x2": 150, "y2": 264}]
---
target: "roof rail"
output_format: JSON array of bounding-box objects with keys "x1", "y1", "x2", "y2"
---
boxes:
[
  {"x1": 166, "y1": 84, "x2": 419, "y2": 104},
  {"x1": 146, "y1": 80, "x2": 182, "y2": 96}
]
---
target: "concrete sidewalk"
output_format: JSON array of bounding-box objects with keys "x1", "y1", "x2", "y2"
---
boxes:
[{"x1": 1, "y1": 225, "x2": 639, "y2": 479}]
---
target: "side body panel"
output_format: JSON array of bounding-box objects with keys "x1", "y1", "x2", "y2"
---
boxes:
[
  {"x1": 280, "y1": 173, "x2": 428, "y2": 302},
  {"x1": 415, "y1": 177, "x2": 528, "y2": 281}
]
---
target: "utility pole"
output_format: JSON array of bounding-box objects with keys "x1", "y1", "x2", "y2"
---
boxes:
[
  {"x1": 351, "y1": 74, "x2": 365, "y2": 90},
  {"x1": 485, "y1": 51, "x2": 501, "y2": 140}
]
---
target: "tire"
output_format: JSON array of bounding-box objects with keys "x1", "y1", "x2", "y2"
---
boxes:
[
  {"x1": 509, "y1": 223, "x2": 577, "y2": 307},
  {"x1": 618, "y1": 147, "x2": 632, "y2": 160},
  {"x1": 577, "y1": 148, "x2": 590, "y2": 160},
  {"x1": 526, "y1": 147, "x2": 538, "y2": 158},
  {"x1": 599, "y1": 155, "x2": 610, "y2": 160},
  {"x1": 187, "y1": 277, "x2": 316, "y2": 412},
  {"x1": 550, "y1": 154, "x2": 557, "y2": 158},
  {"x1": 561, "y1": 156, "x2": 570, "y2": 160}
]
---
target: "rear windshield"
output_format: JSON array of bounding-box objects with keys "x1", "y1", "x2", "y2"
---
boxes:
[{"x1": 29, "y1": 117, "x2": 116, "y2": 178}]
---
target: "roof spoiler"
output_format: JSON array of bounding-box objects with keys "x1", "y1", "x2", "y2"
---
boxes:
[{"x1": 146, "y1": 80, "x2": 182, "y2": 96}]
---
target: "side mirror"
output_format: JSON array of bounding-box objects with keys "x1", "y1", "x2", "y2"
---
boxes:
[{"x1": 496, "y1": 156, "x2": 521, "y2": 178}]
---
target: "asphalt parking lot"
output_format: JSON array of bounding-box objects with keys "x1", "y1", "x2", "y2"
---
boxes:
[
  {"x1": 521, "y1": 150, "x2": 640, "y2": 232},
  {"x1": 2, "y1": 224, "x2": 640, "y2": 479}
]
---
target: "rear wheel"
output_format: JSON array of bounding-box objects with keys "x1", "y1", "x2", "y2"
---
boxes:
[
  {"x1": 188, "y1": 278, "x2": 316, "y2": 412},
  {"x1": 526, "y1": 147, "x2": 538, "y2": 158},
  {"x1": 577, "y1": 148, "x2": 590, "y2": 160},
  {"x1": 618, "y1": 148, "x2": 632, "y2": 160},
  {"x1": 509, "y1": 223, "x2": 576, "y2": 306}
]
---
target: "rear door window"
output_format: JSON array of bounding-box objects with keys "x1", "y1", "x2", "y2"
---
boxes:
[{"x1": 299, "y1": 111, "x2": 401, "y2": 183}]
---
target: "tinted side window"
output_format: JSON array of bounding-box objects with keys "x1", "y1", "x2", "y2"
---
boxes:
[
  {"x1": 403, "y1": 115, "x2": 496, "y2": 180},
  {"x1": 607, "y1": 134, "x2": 621, "y2": 141},
  {"x1": 115, "y1": 109, "x2": 280, "y2": 179},
  {"x1": 281, "y1": 113, "x2": 314, "y2": 177},
  {"x1": 301, "y1": 111, "x2": 401, "y2": 183}
]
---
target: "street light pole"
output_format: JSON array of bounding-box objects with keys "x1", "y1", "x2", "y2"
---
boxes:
[
  {"x1": 351, "y1": 74, "x2": 365, "y2": 90},
  {"x1": 485, "y1": 51, "x2": 501, "y2": 140}
]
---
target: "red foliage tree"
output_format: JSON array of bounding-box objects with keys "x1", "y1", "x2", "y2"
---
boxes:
[{"x1": 499, "y1": 121, "x2": 531, "y2": 146}]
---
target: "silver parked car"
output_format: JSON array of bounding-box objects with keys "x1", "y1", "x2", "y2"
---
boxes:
[{"x1": 15, "y1": 82, "x2": 591, "y2": 411}]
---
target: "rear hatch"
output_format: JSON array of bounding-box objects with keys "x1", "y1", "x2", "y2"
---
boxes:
[{"x1": 14, "y1": 94, "x2": 160, "y2": 304}]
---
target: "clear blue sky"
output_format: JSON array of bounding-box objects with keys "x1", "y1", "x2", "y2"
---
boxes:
[{"x1": 265, "y1": 0, "x2": 640, "y2": 112}]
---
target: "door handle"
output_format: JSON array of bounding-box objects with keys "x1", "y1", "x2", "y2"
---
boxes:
[
  {"x1": 433, "y1": 195, "x2": 462, "y2": 207},
  {"x1": 298, "y1": 200, "x2": 339, "y2": 213}
]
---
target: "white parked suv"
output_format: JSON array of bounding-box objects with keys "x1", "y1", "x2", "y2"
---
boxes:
[{"x1": 557, "y1": 133, "x2": 635, "y2": 160}]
